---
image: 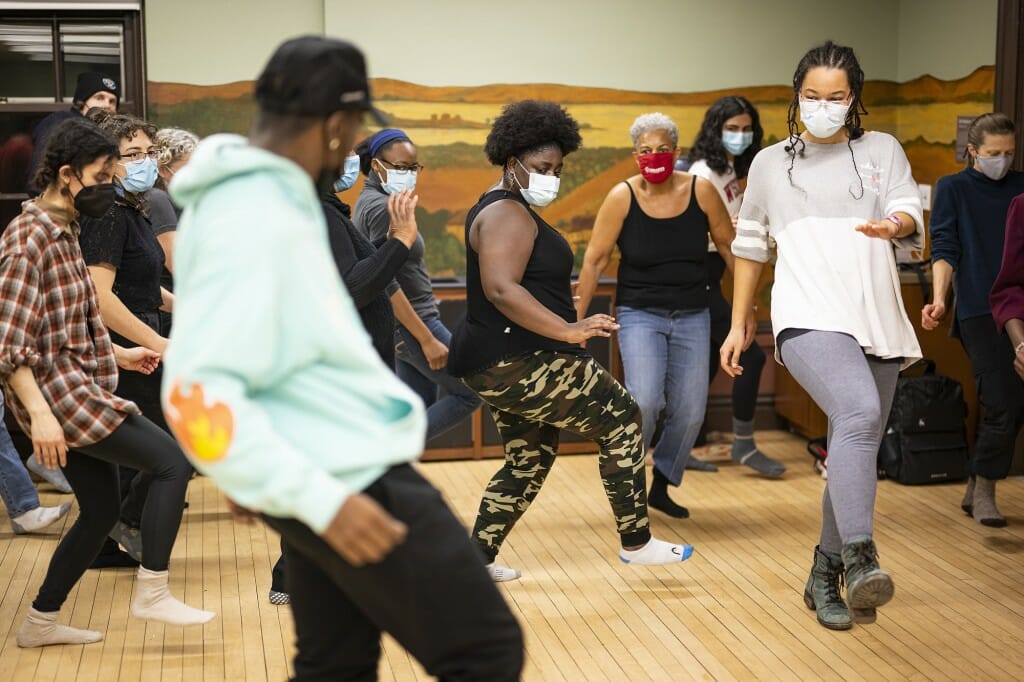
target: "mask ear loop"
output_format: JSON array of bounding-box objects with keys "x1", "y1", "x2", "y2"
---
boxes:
[
  {"x1": 372, "y1": 158, "x2": 388, "y2": 185},
  {"x1": 507, "y1": 158, "x2": 528, "y2": 191},
  {"x1": 60, "y1": 170, "x2": 79, "y2": 205}
]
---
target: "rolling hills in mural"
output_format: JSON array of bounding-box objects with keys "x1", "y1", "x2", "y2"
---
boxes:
[{"x1": 149, "y1": 66, "x2": 994, "y2": 276}]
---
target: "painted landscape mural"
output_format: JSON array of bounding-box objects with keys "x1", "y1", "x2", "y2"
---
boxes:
[{"x1": 148, "y1": 66, "x2": 995, "y2": 286}]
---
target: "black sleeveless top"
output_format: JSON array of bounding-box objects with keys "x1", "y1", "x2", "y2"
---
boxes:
[
  {"x1": 615, "y1": 179, "x2": 711, "y2": 310},
  {"x1": 448, "y1": 190, "x2": 586, "y2": 377}
]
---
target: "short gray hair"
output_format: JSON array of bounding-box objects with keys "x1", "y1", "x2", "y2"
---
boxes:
[
  {"x1": 629, "y1": 112, "x2": 678, "y2": 148},
  {"x1": 155, "y1": 127, "x2": 199, "y2": 169}
]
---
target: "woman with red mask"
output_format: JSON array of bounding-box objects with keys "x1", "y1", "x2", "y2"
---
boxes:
[{"x1": 576, "y1": 112, "x2": 753, "y2": 519}]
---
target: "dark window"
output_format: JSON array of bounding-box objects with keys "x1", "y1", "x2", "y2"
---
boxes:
[{"x1": 0, "y1": 4, "x2": 143, "y2": 224}]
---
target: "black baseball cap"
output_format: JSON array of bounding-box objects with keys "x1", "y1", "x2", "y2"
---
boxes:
[{"x1": 255, "y1": 36, "x2": 387, "y2": 125}]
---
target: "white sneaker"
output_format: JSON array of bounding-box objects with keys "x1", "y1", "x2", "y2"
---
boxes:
[{"x1": 486, "y1": 562, "x2": 521, "y2": 582}]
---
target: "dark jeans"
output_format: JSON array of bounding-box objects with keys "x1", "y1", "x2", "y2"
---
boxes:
[
  {"x1": 33, "y1": 414, "x2": 192, "y2": 612},
  {"x1": 959, "y1": 314, "x2": 1024, "y2": 480},
  {"x1": 262, "y1": 465, "x2": 523, "y2": 682},
  {"x1": 394, "y1": 317, "x2": 482, "y2": 443}
]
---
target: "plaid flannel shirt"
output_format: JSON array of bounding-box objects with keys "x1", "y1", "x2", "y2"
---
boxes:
[{"x1": 0, "y1": 201, "x2": 138, "y2": 447}]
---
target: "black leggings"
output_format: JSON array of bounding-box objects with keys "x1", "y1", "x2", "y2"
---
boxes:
[
  {"x1": 707, "y1": 262, "x2": 766, "y2": 422},
  {"x1": 33, "y1": 414, "x2": 192, "y2": 612},
  {"x1": 111, "y1": 312, "x2": 175, "y2": 528}
]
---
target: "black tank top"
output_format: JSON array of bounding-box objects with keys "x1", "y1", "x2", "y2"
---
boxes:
[
  {"x1": 448, "y1": 189, "x2": 586, "y2": 377},
  {"x1": 615, "y1": 179, "x2": 711, "y2": 310}
]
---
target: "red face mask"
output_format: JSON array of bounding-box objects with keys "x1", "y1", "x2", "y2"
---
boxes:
[{"x1": 636, "y1": 151, "x2": 675, "y2": 184}]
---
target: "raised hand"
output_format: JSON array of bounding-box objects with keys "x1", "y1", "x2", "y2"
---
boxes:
[{"x1": 387, "y1": 189, "x2": 420, "y2": 249}]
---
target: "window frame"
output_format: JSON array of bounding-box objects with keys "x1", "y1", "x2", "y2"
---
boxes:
[
  {"x1": 0, "y1": 6, "x2": 145, "y2": 116},
  {"x1": 995, "y1": 0, "x2": 1024, "y2": 170}
]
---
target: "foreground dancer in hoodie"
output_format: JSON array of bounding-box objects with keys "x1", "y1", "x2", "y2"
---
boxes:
[{"x1": 162, "y1": 37, "x2": 523, "y2": 681}]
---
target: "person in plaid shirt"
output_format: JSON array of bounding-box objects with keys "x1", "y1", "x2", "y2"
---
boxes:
[{"x1": 0, "y1": 118, "x2": 214, "y2": 648}]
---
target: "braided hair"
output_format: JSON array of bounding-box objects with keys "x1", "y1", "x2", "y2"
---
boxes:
[{"x1": 784, "y1": 41, "x2": 868, "y2": 198}]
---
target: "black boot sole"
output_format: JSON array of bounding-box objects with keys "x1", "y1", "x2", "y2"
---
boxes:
[
  {"x1": 803, "y1": 589, "x2": 853, "y2": 631},
  {"x1": 979, "y1": 517, "x2": 1008, "y2": 528},
  {"x1": 962, "y1": 504, "x2": 973, "y2": 515},
  {"x1": 847, "y1": 572, "x2": 895, "y2": 610}
]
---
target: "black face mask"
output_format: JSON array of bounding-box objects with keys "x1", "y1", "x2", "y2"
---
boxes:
[{"x1": 74, "y1": 182, "x2": 117, "y2": 218}]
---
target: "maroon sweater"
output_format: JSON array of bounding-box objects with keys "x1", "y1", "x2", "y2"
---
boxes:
[{"x1": 991, "y1": 193, "x2": 1024, "y2": 332}]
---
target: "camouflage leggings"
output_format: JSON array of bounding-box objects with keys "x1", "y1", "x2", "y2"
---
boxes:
[{"x1": 462, "y1": 351, "x2": 651, "y2": 560}]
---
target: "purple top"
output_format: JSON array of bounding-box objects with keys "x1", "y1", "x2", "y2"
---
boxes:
[{"x1": 991, "y1": 193, "x2": 1024, "y2": 332}]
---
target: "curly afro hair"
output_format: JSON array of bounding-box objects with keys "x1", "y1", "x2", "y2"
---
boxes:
[
  {"x1": 32, "y1": 117, "x2": 119, "y2": 192},
  {"x1": 484, "y1": 100, "x2": 582, "y2": 166}
]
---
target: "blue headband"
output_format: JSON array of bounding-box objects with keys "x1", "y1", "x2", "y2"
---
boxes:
[{"x1": 369, "y1": 128, "x2": 410, "y2": 158}]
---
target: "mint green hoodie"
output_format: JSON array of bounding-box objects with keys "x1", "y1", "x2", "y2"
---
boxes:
[{"x1": 162, "y1": 134, "x2": 426, "y2": 534}]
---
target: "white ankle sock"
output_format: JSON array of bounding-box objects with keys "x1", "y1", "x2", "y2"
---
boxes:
[
  {"x1": 620, "y1": 537, "x2": 694, "y2": 565},
  {"x1": 11, "y1": 503, "x2": 72, "y2": 534},
  {"x1": 131, "y1": 567, "x2": 215, "y2": 625},
  {"x1": 486, "y1": 562, "x2": 522, "y2": 582},
  {"x1": 16, "y1": 607, "x2": 102, "y2": 648}
]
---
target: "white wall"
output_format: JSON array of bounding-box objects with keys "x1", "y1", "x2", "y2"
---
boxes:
[
  {"x1": 144, "y1": 0, "x2": 998, "y2": 90},
  {"x1": 896, "y1": 0, "x2": 998, "y2": 81},
  {"x1": 325, "y1": 0, "x2": 899, "y2": 91},
  {"x1": 145, "y1": 0, "x2": 323, "y2": 85}
]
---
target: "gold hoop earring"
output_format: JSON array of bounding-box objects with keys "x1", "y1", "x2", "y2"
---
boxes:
[{"x1": 328, "y1": 138, "x2": 341, "y2": 151}]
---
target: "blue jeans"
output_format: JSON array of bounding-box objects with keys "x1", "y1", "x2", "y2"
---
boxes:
[
  {"x1": 395, "y1": 316, "x2": 482, "y2": 442},
  {"x1": 0, "y1": 395, "x2": 41, "y2": 518},
  {"x1": 616, "y1": 306, "x2": 710, "y2": 486}
]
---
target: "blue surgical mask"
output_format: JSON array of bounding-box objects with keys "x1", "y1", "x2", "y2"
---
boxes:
[
  {"x1": 381, "y1": 168, "x2": 417, "y2": 194},
  {"x1": 722, "y1": 130, "x2": 754, "y2": 156},
  {"x1": 118, "y1": 157, "x2": 158, "y2": 193},
  {"x1": 333, "y1": 155, "x2": 361, "y2": 192}
]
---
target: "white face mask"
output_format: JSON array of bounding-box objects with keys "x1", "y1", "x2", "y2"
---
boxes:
[
  {"x1": 799, "y1": 98, "x2": 850, "y2": 139},
  {"x1": 974, "y1": 154, "x2": 1012, "y2": 181},
  {"x1": 513, "y1": 158, "x2": 560, "y2": 207},
  {"x1": 381, "y1": 168, "x2": 417, "y2": 194}
]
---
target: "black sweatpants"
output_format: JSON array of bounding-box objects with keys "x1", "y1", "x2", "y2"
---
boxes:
[
  {"x1": 959, "y1": 314, "x2": 1024, "y2": 480},
  {"x1": 262, "y1": 464, "x2": 523, "y2": 682},
  {"x1": 33, "y1": 414, "x2": 192, "y2": 612}
]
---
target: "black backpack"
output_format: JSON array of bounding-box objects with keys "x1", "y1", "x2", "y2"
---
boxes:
[{"x1": 877, "y1": 360, "x2": 969, "y2": 485}]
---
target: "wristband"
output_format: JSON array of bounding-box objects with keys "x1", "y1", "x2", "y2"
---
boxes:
[
  {"x1": 885, "y1": 214, "x2": 903, "y2": 235},
  {"x1": 1016, "y1": 340, "x2": 1024, "y2": 355}
]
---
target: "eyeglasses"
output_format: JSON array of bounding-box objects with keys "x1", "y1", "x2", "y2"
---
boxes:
[
  {"x1": 799, "y1": 96, "x2": 851, "y2": 110},
  {"x1": 120, "y1": 150, "x2": 160, "y2": 162},
  {"x1": 377, "y1": 158, "x2": 424, "y2": 173}
]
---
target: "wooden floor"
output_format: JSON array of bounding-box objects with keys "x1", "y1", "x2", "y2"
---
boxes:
[{"x1": 1, "y1": 431, "x2": 1023, "y2": 681}]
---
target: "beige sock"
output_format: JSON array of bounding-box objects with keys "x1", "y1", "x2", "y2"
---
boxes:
[
  {"x1": 16, "y1": 607, "x2": 102, "y2": 648},
  {"x1": 131, "y1": 567, "x2": 215, "y2": 626}
]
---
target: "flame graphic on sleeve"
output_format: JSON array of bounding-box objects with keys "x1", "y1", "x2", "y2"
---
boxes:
[{"x1": 166, "y1": 381, "x2": 234, "y2": 463}]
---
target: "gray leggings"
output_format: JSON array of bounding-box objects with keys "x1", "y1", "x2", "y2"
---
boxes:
[{"x1": 778, "y1": 330, "x2": 900, "y2": 554}]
